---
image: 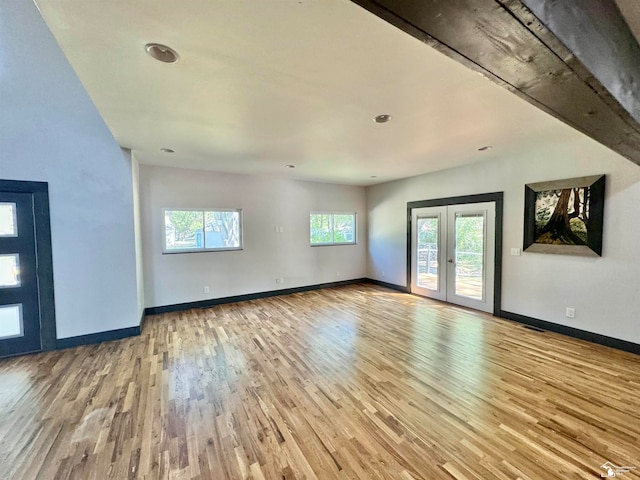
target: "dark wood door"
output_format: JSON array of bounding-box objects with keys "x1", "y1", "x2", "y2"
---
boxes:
[{"x1": 0, "y1": 192, "x2": 42, "y2": 356}]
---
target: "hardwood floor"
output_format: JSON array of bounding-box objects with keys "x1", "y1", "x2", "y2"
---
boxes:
[{"x1": 1, "y1": 284, "x2": 639, "y2": 479}]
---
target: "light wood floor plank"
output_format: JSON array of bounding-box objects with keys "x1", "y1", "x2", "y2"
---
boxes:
[{"x1": 1, "y1": 284, "x2": 639, "y2": 479}]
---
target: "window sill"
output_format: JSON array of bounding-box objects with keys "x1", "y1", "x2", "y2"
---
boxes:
[{"x1": 162, "y1": 247, "x2": 243, "y2": 254}]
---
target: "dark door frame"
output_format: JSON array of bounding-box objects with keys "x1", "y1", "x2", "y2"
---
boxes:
[
  {"x1": 0, "y1": 179, "x2": 56, "y2": 354},
  {"x1": 407, "y1": 192, "x2": 504, "y2": 315}
]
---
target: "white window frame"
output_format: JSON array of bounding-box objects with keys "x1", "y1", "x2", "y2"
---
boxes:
[
  {"x1": 310, "y1": 211, "x2": 357, "y2": 246},
  {"x1": 162, "y1": 208, "x2": 243, "y2": 254}
]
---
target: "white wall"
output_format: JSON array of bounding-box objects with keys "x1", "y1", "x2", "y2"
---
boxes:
[
  {"x1": 367, "y1": 139, "x2": 640, "y2": 344},
  {"x1": 0, "y1": 0, "x2": 139, "y2": 338},
  {"x1": 140, "y1": 166, "x2": 367, "y2": 308}
]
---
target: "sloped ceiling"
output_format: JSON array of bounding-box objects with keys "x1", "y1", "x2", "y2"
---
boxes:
[
  {"x1": 616, "y1": 0, "x2": 640, "y2": 44},
  {"x1": 34, "y1": 0, "x2": 613, "y2": 185}
]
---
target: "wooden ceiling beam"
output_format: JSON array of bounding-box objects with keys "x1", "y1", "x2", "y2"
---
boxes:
[{"x1": 350, "y1": 0, "x2": 640, "y2": 165}]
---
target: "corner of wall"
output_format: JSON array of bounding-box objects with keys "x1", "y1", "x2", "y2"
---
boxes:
[{"x1": 130, "y1": 151, "x2": 145, "y2": 320}]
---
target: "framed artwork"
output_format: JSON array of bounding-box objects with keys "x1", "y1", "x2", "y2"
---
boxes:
[{"x1": 523, "y1": 175, "x2": 605, "y2": 256}]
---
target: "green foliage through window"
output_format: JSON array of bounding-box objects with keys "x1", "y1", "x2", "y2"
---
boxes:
[
  {"x1": 310, "y1": 213, "x2": 356, "y2": 245},
  {"x1": 454, "y1": 214, "x2": 484, "y2": 278},
  {"x1": 164, "y1": 209, "x2": 242, "y2": 252}
]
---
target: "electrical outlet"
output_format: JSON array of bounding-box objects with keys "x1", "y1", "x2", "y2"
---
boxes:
[
  {"x1": 565, "y1": 307, "x2": 575, "y2": 318},
  {"x1": 276, "y1": 278, "x2": 284, "y2": 284},
  {"x1": 511, "y1": 247, "x2": 521, "y2": 256},
  {"x1": 203, "y1": 286, "x2": 210, "y2": 294},
  {"x1": 336, "y1": 271, "x2": 340, "y2": 277}
]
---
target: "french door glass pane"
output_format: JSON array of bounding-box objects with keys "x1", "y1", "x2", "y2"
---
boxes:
[
  {"x1": 0, "y1": 304, "x2": 23, "y2": 339},
  {"x1": 417, "y1": 216, "x2": 438, "y2": 290},
  {"x1": 0, "y1": 203, "x2": 17, "y2": 236},
  {"x1": 454, "y1": 214, "x2": 484, "y2": 300},
  {"x1": 0, "y1": 254, "x2": 20, "y2": 288}
]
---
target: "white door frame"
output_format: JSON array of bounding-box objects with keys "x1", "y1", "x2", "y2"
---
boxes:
[{"x1": 407, "y1": 193, "x2": 503, "y2": 315}]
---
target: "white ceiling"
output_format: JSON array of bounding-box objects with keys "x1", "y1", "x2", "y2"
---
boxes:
[{"x1": 35, "y1": 0, "x2": 596, "y2": 186}]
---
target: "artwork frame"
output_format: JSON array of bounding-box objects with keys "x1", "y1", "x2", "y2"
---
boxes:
[{"x1": 523, "y1": 175, "x2": 605, "y2": 256}]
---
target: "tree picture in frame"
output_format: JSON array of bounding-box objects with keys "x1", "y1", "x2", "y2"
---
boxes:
[{"x1": 523, "y1": 175, "x2": 605, "y2": 256}]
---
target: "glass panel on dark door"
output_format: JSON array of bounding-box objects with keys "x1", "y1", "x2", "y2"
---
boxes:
[
  {"x1": 0, "y1": 203, "x2": 17, "y2": 236},
  {"x1": 0, "y1": 304, "x2": 23, "y2": 339},
  {"x1": 0, "y1": 254, "x2": 20, "y2": 288}
]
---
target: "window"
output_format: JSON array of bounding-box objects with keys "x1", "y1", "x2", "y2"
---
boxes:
[
  {"x1": 310, "y1": 212, "x2": 356, "y2": 245},
  {"x1": 163, "y1": 209, "x2": 242, "y2": 253}
]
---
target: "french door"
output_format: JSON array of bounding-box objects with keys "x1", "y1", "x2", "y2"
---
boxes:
[{"x1": 411, "y1": 202, "x2": 495, "y2": 313}]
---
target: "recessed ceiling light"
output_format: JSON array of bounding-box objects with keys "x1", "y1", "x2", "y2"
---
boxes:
[
  {"x1": 160, "y1": 148, "x2": 175, "y2": 153},
  {"x1": 285, "y1": 164, "x2": 296, "y2": 169},
  {"x1": 478, "y1": 145, "x2": 493, "y2": 151},
  {"x1": 373, "y1": 114, "x2": 392, "y2": 124},
  {"x1": 145, "y1": 43, "x2": 180, "y2": 63}
]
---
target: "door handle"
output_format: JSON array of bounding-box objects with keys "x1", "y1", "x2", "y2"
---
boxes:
[{"x1": 447, "y1": 259, "x2": 454, "y2": 263}]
